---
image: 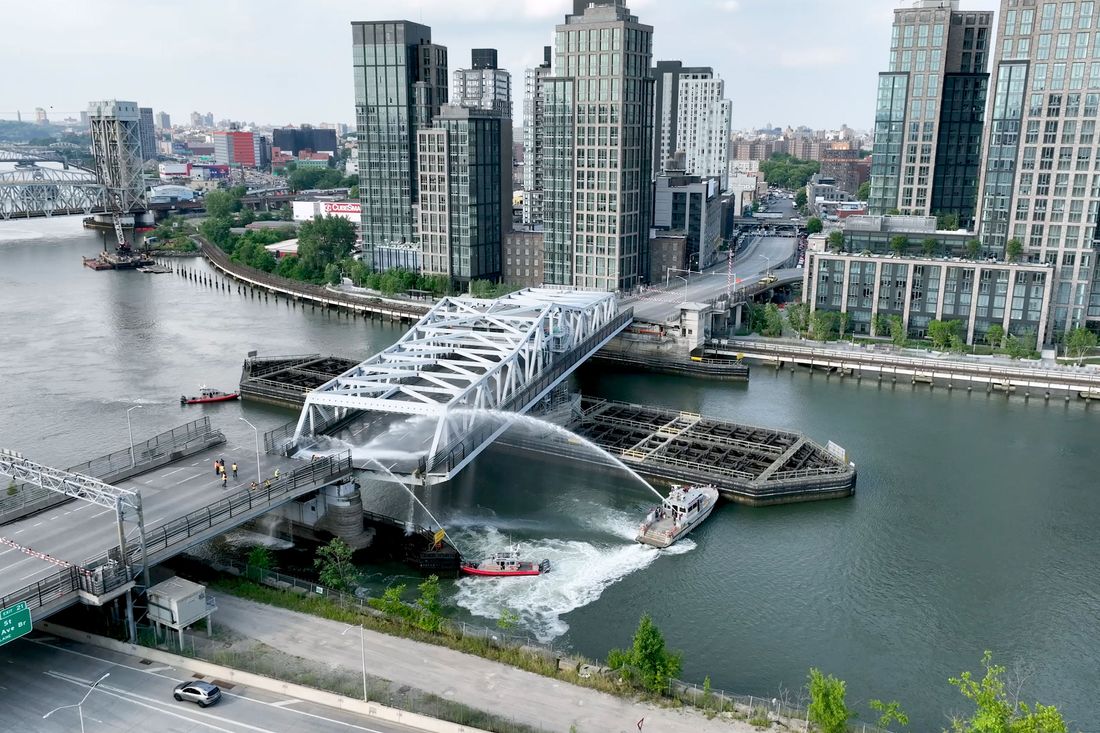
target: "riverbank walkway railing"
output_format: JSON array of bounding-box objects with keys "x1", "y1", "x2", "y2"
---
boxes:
[
  {"x1": 197, "y1": 239, "x2": 428, "y2": 322},
  {"x1": 719, "y1": 338, "x2": 1100, "y2": 395}
]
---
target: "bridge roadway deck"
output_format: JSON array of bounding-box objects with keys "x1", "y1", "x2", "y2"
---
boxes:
[
  {"x1": 0, "y1": 429, "x2": 351, "y2": 615},
  {"x1": 624, "y1": 235, "x2": 800, "y2": 325}
]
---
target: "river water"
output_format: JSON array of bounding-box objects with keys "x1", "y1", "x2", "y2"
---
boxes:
[{"x1": 1, "y1": 217, "x2": 1097, "y2": 729}]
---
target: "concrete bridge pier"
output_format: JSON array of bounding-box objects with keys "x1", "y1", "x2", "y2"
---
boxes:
[{"x1": 318, "y1": 480, "x2": 374, "y2": 550}]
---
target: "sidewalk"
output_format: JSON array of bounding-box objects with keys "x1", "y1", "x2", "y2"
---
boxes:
[{"x1": 213, "y1": 594, "x2": 758, "y2": 733}]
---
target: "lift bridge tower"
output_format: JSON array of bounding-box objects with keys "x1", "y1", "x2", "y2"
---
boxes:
[{"x1": 88, "y1": 100, "x2": 152, "y2": 253}]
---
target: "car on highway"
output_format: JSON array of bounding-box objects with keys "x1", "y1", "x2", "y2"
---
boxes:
[{"x1": 173, "y1": 680, "x2": 222, "y2": 707}]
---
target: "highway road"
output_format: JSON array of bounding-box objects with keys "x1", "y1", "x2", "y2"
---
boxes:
[
  {"x1": 1, "y1": 634, "x2": 426, "y2": 733},
  {"x1": 624, "y1": 193, "x2": 802, "y2": 325},
  {"x1": 0, "y1": 435, "x2": 307, "y2": 603},
  {"x1": 626, "y1": 234, "x2": 800, "y2": 324}
]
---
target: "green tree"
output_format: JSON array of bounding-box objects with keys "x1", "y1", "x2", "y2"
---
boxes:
[
  {"x1": 414, "y1": 575, "x2": 445, "y2": 632},
  {"x1": 247, "y1": 545, "x2": 274, "y2": 570},
  {"x1": 203, "y1": 189, "x2": 237, "y2": 218},
  {"x1": 927, "y1": 319, "x2": 961, "y2": 349},
  {"x1": 348, "y1": 184, "x2": 359, "y2": 199},
  {"x1": 496, "y1": 609, "x2": 519, "y2": 631},
  {"x1": 812, "y1": 310, "x2": 837, "y2": 341},
  {"x1": 966, "y1": 238, "x2": 983, "y2": 260},
  {"x1": 888, "y1": 314, "x2": 907, "y2": 346},
  {"x1": 889, "y1": 235, "x2": 909, "y2": 255},
  {"x1": 1005, "y1": 238, "x2": 1024, "y2": 263},
  {"x1": 826, "y1": 230, "x2": 845, "y2": 253},
  {"x1": 794, "y1": 189, "x2": 808, "y2": 208},
  {"x1": 373, "y1": 583, "x2": 415, "y2": 621},
  {"x1": 760, "y1": 153, "x2": 821, "y2": 190},
  {"x1": 838, "y1": 311, "x2": 851, "y2": 341},
  {"x1": 199, "y1": 217, "x2": 235, "y2": 252},
  {"x1": 922, "y1": 237, "x2": 940, "y2": 257},
  {"x1": 763, "y1": 303, "x2": 784, "y2": 337},
  {"x1": 869, "y1": 699, "x2": 909, "y2": 729},
  {"x1": 313, "y1": 537, "x2": 359, "y2": 592},
  {"x1": 806, "y1": 216, "x2": 823, "y2": 234},
  {"x1": 296, "y1": 215, "x2": 357, "y2": 281},
  {"x1": 606, "y1": 614, "x2": 683, "y2": 694},
  {"x1": 937, "y1": 212, "x2": 960, "y2": 231},
  {"x1": 872, "y1": 313, "x2": 890, "y2": 339},
  {"x1": 807, "y1": 668, "x2": 852, "y2": 733},
  {"x1": 947, "y1": 652, "x2": 1069, "y2": 733},
  {"x1": 856, "y1": 180, "x2": 871, "y2": 202},
  {"x1": 1064, "y1": 326, "x2": 1098, "y2": 364},
  {"x1": 787, "y1": 302, "x2": 809, "y2": 334},
  {"x1": 986, "y1": 324, "x2": 1006, "y2": 350}
]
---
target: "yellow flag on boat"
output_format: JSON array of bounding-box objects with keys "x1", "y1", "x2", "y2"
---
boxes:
[{"x1": 433, "y1": 529, "x2": 446, "y2": 545}]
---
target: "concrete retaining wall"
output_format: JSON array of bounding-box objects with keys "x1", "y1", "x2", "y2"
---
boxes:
[{"x1": 38, "y1": 621, "x2": 490, "y2": 733}]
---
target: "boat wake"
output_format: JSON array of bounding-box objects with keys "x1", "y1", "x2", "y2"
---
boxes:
[{"x1": 450, "y1": 513, "x2": 695, "y2": 642}]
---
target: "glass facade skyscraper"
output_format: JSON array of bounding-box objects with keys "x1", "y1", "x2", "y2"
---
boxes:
[
  {"x1": 351, "y1": 21, "x2": 447, "y2": 269},
  {"x1": 417, "y1": 106, "x2": 509, "y2": 287},
  {"x1": 543, "y1": 0, "x2": 654, "y2": 292},
  {"x1": 869, "y1": 1, "x2": 992, "y2": 228},
  {"x1": 976, "y1": 0, "x2": 1100, "y2": 335}
]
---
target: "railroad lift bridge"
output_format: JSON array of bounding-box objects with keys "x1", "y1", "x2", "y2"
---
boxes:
[{"x1": 285, "y1": 287, "x2": 633, "y2": 485}]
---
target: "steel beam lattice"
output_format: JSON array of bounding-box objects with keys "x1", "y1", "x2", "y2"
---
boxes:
[
  {"x1": 0, "y1": 449, "x2": 139, "y2": 515},
  {"x1": 0, "y1": 165, "x2": 107, "y2": 219},
  {"x1": 293, "y1": 288, "x2": 622, "y2": 477}
]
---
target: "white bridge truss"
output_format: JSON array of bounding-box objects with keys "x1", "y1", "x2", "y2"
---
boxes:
[
  {"x1": 294, "y1": 287, "x2": 624, "y2": 481},
  {"x1": 0, "y1": 164, "x2": 107, "y2": 219}
]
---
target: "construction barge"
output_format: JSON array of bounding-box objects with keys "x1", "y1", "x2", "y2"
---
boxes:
[{"x1": 240, "y1": 354, "x2": 856, "y2": 506}]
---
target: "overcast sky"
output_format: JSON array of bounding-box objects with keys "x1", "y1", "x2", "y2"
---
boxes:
[{"x1": 2, "y1": 0, "x2": 1000, "y2": 131}]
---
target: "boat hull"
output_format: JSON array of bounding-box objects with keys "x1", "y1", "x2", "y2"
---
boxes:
[
  {"x1": 636, "y1": 488, "x2": 719, "y2": 548},
  {"x1": 181, "y1": 393, "x2": 240, "y2": 405},
  {"x1": 460, "y1": 566, "x2": 543, "y2": 577}
]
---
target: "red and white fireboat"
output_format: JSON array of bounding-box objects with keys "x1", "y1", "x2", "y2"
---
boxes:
[
  {"x1": 460, "y1": 548, "x2": 551, "y2": 577},
  {"x1": 180, "y1": 386, "x2": 240, "y2": 405}
]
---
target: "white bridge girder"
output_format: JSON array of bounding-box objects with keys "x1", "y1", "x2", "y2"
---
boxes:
[
  {"x1": 0, "y1": 165, "x2": 107, "y2": 219},
  {"x1": 293, "y1": 288, "x2": 622, "y2": 477}
]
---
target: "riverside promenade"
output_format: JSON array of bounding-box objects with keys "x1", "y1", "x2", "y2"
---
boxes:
[{"x1": 214, "y1": 594, "x2": 759, "y2": 733}]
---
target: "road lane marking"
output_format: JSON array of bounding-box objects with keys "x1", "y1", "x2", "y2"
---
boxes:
[
  {"x1": 272, "y1": 699, "x2": 299, "y2": 707},
  {"x1": 175, "y1": 472, "x2": 205, "y2": 486},
  {"x1": 32, "y1": 522, "x2": 42, "y2": 527},
  {"x1": 71, "y1": 503, "x2": 91, "y2": 512},
  {"x1": 164, "y1": 466, "x2": 189, "y2": 477},
  {"x1": 91, "y1": 509, "x2": 113, "y2": 518},
  {"x1": 36, "y1": 641, "x2": 392, "y2": 732},
  {"x1": 145, "y1": 665, "x2": 174, "y2": 673}
]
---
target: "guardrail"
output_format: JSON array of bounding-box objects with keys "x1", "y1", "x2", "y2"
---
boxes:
[
  {"x1": 0, "y1": 452, "x2": 357, "y2": 614},
  {"x1": 720, "y1": 339, "x2": 1100, "y2": 388},
  {"x1": 0, "y1": 417, "x2": 223, "y2": 518},
  {"x1": 200, "y1": 241, "x2": 428, "y2": 321}
]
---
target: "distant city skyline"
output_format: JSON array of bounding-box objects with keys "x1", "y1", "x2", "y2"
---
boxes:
[{"x1": 1, "y1": 0, "x2": 999, "y2": 130}]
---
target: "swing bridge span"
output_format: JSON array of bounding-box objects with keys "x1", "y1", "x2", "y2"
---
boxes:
[{"x1": 280, "y1": 287, "x2": 633, "y2": 484}]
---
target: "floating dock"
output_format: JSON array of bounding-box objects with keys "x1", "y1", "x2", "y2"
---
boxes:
[
  {"x1": 239, "y1": 354, "x2": 361, "y2": 407},
  {"x1": 565, "y1": 398, "x2": 854, "y2": 505}
]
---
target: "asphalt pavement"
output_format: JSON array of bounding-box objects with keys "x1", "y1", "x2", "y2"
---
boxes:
[
  {"x1": 1, "y1": 634, "x2": 426, "y2": 733},
  {"x1": 0, "y1": 438, "x2": 303, "y2": 601},
  {"x1": 213, "y1": 593, "x2": 757, "y2": 733},
  {"x1": 626, "y1": 234, "x2": 799, "y2": 325}
]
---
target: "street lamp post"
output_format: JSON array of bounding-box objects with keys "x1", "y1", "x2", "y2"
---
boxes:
[
  {"x1": 342, "y1": 624, "x2": 367, "y2": 701},
  {"x1": 126, "y1": 405, "x2": 142, "y2": 468},
  {"x1": 43, "y1": 672, "x2": 109, "y2": 733},
  {"x1": 239, "y1": 417, "x2": 262, "y2": 485}
]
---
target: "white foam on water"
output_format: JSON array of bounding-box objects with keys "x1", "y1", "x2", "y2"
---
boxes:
[{"x1": 450, "y1": 513, "x2": 695, "y2": 642}]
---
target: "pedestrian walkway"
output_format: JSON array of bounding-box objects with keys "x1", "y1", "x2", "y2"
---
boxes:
[{"x1": 214, "y1": 594, "x2": 758, "y2": 733}]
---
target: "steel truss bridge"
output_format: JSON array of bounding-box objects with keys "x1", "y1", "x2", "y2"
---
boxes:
[
  {"x1": 0, "y1": 148, "x2": 108, "y2": 219},
  {"x1": 290, "y1": 288, "x2": 633, "y2": 484}
]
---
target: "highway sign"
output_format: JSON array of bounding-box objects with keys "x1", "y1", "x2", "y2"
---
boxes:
[{"x1": 0, "y1": 601, "x2": 32, "y2": 647}]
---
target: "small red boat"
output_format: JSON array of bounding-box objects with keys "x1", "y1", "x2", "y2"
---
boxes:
[
  {"x1": 181, "y1": 386, "x2": 240, "y2": 405},
  {"x1": 460, "y1": 548, "x2": 550, "y2": 577}
]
